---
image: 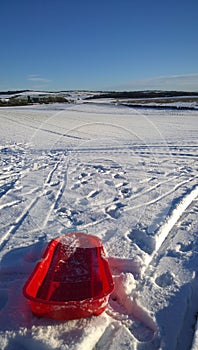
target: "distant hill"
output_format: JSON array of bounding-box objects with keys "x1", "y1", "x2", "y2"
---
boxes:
[{"x1": 0, "y1": 90, "x2": 198, "y2": 109}]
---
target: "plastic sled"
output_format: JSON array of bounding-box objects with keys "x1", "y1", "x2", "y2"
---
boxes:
[{"x1": 23, "y1": 232, "x2": 114, "y2": 320}]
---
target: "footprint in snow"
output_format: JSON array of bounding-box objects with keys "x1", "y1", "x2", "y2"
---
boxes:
[
  {"x1": 155, "y1": 271, "x2": 176, "y2": 288},
  {"x1": 71, "y1": 183, "x2": 80, "y2": 190},
  {"x1": 177, "y1": 241, "x2": 194, "y2": 252},
  {"x1": 78, "y1": 172, "x2": 88, "y2": 179},
  {"x1": 106, "y1": 203, "x2": 124, "y2": 219},
  {"x1": 127, "y1": 227, "x2": 156, "y2": 255},
  {"x1": 88, "y1": 190, "x2": 101, "y2": 198},
  {"x1": 104, "y1": 179, "x2": 114, "y2": 186},
  {"x1": 113, "y1": 173, "x2": 126, "y2": 180},
  {"x1": 119, "y1": 187, "x2": 132, "y2": 199}
]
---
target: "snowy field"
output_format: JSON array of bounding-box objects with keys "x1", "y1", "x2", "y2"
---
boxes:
[{"x1": 0, "y1": 102, "x2": 197, "y2": 349}]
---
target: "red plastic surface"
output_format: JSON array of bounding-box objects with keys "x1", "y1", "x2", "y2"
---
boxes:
[{"x1": 23, "y1": 232, "x2": 114, "y2": 320}]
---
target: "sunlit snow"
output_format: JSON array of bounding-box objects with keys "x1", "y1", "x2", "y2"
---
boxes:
[{"x1": 0, "y1": 99, "x2": 197, "y2": 349}]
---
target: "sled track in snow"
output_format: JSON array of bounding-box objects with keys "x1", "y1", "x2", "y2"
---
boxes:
[
  {"x1": 0, "y1": 153, "x2": 69, "y2": 251},
  {"x1": 142, "y1": 184, "x2": 198, "y2": 273},
  {"x1": 0, "y1": 196, "x2": 41, "y2": 251},
  {"x1": 0, "y1": 112, "x2": 84, "y2": 140},
  {"x1": 124, "y1": 175, "x2": 198, "y2": 212}
]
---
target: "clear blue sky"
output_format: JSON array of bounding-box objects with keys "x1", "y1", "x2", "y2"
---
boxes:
[{"x1": 1, "y1": 0, "x2": 198, "y2": 91}]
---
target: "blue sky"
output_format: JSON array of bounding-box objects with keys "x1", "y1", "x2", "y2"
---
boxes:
[{"x1": 0, "y1": 0, "x2": 198, "y2": 91}]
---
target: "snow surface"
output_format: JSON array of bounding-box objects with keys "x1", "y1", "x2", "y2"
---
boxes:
[{"x1": 0, "y1": 101, "x2": 197, "y2": 349}]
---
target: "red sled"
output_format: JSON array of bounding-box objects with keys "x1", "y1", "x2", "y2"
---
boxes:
[{"x1": 23, "y1": 232, "x2": 114, "y2": 320}]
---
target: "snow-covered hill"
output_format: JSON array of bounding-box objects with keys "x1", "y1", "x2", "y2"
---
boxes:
[
  {"x1": 1, "y1": 90, "x2": 198, "y2": 109},
  {"x1": 0, "y1": 102, "x2": 197, "y2": 349}
]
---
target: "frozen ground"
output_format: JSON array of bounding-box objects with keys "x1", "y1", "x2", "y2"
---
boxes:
[{"x1": 0, "y1": 101, "x2": 197, "y2": 349}]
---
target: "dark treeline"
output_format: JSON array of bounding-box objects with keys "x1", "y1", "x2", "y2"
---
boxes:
[
  {"x1": 0, "y1": 90, "x2": 31, "y2": 96},
  {"x1": 121, "y1": 103, "x2": 196, "y2": 111},
  {"x1": 85, "y1": 90, "x2": 198, "y2": 100}
]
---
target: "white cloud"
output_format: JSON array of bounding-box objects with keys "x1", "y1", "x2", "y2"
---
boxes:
[
  {"x1": 27, "y1": 75, "x2": 51, "y2": 83},
  {"x1": 110, "y1": 73, "x2": 198, "y2": 91}
]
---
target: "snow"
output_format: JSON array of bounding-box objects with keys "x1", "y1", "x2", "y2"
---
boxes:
[
  {"x1": 0, "y1": 100, "x2": 197, "y2": 349},
  {"x1": 191, "y1": 319, "x2": 198, "y2": 350}
]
